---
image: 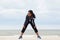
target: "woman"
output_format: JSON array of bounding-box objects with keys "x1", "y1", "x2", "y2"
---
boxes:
[{"x1": 19, "y1": 10, "x2": 41, "y2": 39}]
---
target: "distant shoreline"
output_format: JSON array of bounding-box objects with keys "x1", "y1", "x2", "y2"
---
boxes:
[{"x1": 0, "y1": 30, "x2": 60, "y2": 36}]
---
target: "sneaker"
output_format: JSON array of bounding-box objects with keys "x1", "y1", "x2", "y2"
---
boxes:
[
  {"x1": 19, "y1": 36, "x2": 22, "y2": 39},
  {"x1": 38, "y1": 36, "x2": 41, "y2": 39}
]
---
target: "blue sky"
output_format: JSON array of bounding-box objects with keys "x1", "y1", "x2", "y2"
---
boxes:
[{"x1": 0, "y1": 0, "x2": 60, "y2": 30}]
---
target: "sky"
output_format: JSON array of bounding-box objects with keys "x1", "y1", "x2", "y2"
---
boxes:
[{"x1": 0, "y1": 0, "x2": 60, "y2": 30}]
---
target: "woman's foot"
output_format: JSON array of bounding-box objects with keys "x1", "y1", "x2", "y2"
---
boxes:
[
  {"x1": 37, "y1": 35, "x2": 41, "y2": 39},
  {"x1": 19, "y1": 36, "x2": 22, "y2": 39}
]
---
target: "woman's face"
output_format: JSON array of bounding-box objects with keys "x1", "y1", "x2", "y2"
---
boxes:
[{"x1": 27, "y1": 12, "x2": 32, "y2": 17}]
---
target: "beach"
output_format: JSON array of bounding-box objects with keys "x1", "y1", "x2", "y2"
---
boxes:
[
  {"x1": 0, "y1": 35, "x2": 60, "y2": 40},
  {"x1": 0, "y1": 30, "x2": 60, "y2": 40}
]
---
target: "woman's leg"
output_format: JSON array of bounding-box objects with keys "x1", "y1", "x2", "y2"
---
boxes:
[
  {"x1": 20, "y1": 26, "x2": 26, "y2": 36},
  {"x1": 34, "y1": 27, "x2": 39, "y2": 36},
  {"x1": 19, "y1": 21, "x2": 29, "y2": 39},
  {"x1": 20, "y1": 20, "x2": 29, "y2": 36},
  {"x1": 30, "y1": 21, "x2": 41, "y2": 39},
  {"x1": 19, "y1": 26, "x2": 28, "y2": 39},
  {"x1": 31, "y1": 25, "x2": 39, "y2": 36},
  {"x1": 21, "y1": 24, "x2": 28, "y2": 36},
  {"x1": 30, "y1": 22, "x2": 38, "y2": 35}
]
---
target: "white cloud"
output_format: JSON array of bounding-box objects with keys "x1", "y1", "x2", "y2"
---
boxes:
[
  {"x1": 0, "y1": 0, "x2": 26, "y2": 9},
  {"x1": 0, "y1": 0, "x2": 60, "y2": 21},
  {"x1": 0, "y1": 9, "x2": 27, "y2": 19},
  {"x1": 0, "y1": 0, "x2": 60, "y2": 30}
]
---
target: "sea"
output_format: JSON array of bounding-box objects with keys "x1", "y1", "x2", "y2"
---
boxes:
[{"x1": 0, "y1": 30, "x2": 60, "y2": 36}]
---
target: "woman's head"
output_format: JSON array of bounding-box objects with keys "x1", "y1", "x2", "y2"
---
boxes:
[{"x1": 27, "y1": 10, "x2": 36, "y2": 18}]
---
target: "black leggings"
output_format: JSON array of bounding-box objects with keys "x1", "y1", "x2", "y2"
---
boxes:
[{"x1": 21, "y1": 20, "x2": 38, "y2": 33}]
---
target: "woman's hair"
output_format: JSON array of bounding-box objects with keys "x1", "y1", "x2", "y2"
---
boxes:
[{"x1": 28, "y1": 10, "x2": 36, "y2": 18}]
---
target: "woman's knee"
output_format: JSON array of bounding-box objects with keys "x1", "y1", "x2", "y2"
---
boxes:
[
  {"x1": 23, "y1": 26, "x2": 25, "y2": 29},
  {"x1": 33, "y1": 26, "x2": 38, "y2": 33}
]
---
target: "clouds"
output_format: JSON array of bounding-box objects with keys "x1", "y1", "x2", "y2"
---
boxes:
[
  {"x1": 0, "y1": 0, "x2": 60, "y2": 24},
  {"x1": 0, "y1": 9, "x2": 27, "y2": 19},
  {"x1": 0, "y1": 0, "x2": 60, "y2": 30},
  {"x1": 0, "y1": 0, "x2": 48, "y2": 20},
  {"x1": 0, "y1": 0, "x2": 39, "y2": 9},
  {"x1": 0, "y1": 0, "x2": 25, "y2": 9}
]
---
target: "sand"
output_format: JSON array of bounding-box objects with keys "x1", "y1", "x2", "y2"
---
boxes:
[{"x1": 0, "y1": 35, "x2": 60, "y2": 40}]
